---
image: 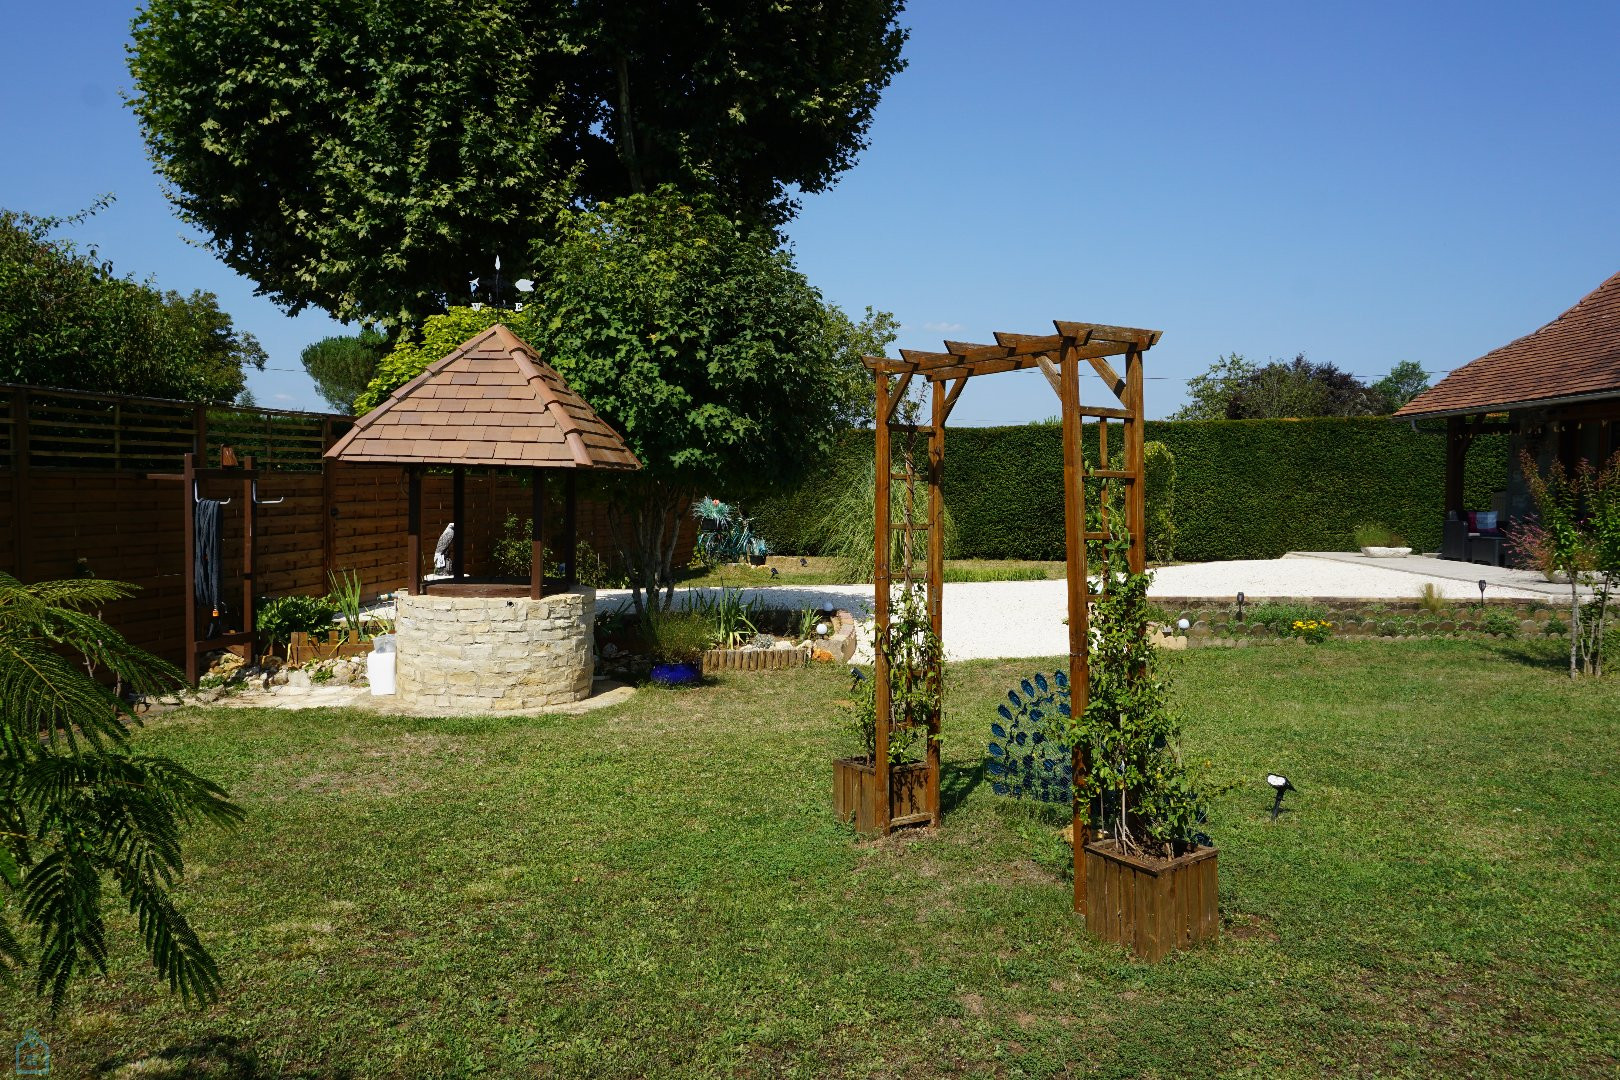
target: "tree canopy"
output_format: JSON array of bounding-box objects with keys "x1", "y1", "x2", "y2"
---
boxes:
[
  {"x1": 357, "y1": 188, "x2": 895, "y2": 609},
  {"x1": 127, "y1": 0, "x2": 908, "y2": 325},
  {"x1": 300, "y1": 329, "x2": 390, "y2": 412},
  {"x1": 0, "y1": 205, "x2": 265, "y2": 402},
  {"x1": 1170, "y1": 353, "x2": 1424, "y2": 420}
]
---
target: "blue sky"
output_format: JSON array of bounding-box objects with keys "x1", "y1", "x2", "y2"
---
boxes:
[{"x1": 3, "y1": 1, "x2": 1618, "y2": 421}]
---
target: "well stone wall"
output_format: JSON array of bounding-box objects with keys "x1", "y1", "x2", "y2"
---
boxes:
[{"x1": 396, "y1": 588, "x2": 595, "y2": 711}]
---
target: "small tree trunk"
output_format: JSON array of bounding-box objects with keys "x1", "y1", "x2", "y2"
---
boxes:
[{"x1": 1569, "y1": 578, "x2": 1581, "y2": 679}]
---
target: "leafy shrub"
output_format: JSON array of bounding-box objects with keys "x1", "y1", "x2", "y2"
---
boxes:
[
  {"x1": 642, "y1": 610, "x2": 715, "y2": 664},
  {"x1": 1480, "y1": 611, "x2": 1519, "y2": 638},
  {"x1": 256, "y1": 594, "x2": 338, "y2": 649},
  {"x1": 1545, "y1": 614, "x2": 1568, "y2": 636},
  {"x1": 492, "y1": 513, "x2": 625, "y2": 587},
  {"x1": 1250, "y1": 602, "x2": 1330, "y2": 634},
  {"x1": 1353, "y1": 523, "x2": 1405, "y2": 548}
]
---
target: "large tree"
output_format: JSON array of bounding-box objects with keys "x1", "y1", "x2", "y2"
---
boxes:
[
  {"x1": 357, "y1": 188, "x2": 894, "y2": 612},
  {"x1": 1170, "y1": 353, "x2": 1401, "y2": 420},
  {"x1": 127, "y1": 0, "x2": 908, "y2": 325},
  {"x1": 0, "y1": 204, "x2": 265, "y2": 403},
  {"x1": 300, "y1": 329, "x2": 390, "y2": 413}
]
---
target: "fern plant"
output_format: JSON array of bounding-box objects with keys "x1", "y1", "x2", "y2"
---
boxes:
[{"x1": 0, "y1": 573, "x2": 243, "y2": 1007}]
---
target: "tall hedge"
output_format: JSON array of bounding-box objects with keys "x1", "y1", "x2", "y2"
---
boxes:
[{"x1": 751, "y1": 417, "x2": 1509, "y2": 562}]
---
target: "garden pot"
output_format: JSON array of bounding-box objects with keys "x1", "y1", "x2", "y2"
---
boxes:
[
  {"x1": 832, "y1": 757, "x2": 935, "y2": 836},
  {"x1": 366, "y1": 650, "x2": 396, "y2": 696},
  {"x1": 649, "y1": 661, "x2": 703, "y2": 687},
  {"x1": 1083, "y1": 839, "x2": 1218, "y2": 961},
  {"x1": 1360, "y1": 546, "x2": 1412, "y2": 558},
  {"x1": 748, "y1": 553, "x2": 767, "y2": 566}
]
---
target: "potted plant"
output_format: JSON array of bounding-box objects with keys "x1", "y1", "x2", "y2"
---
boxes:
[
  {"x1": 1353, "y1": 523, "x2": 1412, "y2": 558},
  {"x1": 833, "y1": 583, "x2": 941, "y2": 834},
  {"x1": 644, "y1": 609, "x2": 714, "y2": 687},
  {"x1": 1068, "y1": 543, "x2": 1228, "y2": 960}
]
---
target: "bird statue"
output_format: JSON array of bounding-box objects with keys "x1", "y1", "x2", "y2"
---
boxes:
[{"x1": 1267, "y1": 773, "x2": 1296, "y2": 821}]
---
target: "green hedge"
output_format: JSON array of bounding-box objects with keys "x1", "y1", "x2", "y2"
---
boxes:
[{"x1": 752, "y1": 418, "x2": 1508, "y2": 562}]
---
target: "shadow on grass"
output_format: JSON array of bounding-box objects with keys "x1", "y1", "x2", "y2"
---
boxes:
[
  {"x1": 96, "y1": 1034, "x2": 349, "y2": 1079},
  {"x1": 941, "y1": 759, "x2": 984, "y2": 814},
  {"x1": 1481, "y1": 637, "x2": 1581, "y2": 673}
]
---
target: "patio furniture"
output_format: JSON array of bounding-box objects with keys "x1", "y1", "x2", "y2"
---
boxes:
[{"x1": 1443, "y1": 511, "x2": 1504, "y2": 566}]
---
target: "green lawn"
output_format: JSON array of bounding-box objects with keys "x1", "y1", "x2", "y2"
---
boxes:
[{"x1": 5, "y1": 640, "x2": 1618, "y2": 1078}]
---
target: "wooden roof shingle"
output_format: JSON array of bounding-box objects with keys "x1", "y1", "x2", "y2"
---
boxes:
[
  {"x1": 325, "y1": 325, "x2": 641, "y2": 470},
  {"x1": 1397, "y1": 270, "x2": 1620, "y2": 418}
]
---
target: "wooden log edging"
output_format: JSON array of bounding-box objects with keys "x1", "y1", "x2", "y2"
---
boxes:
[
  {"x1": 286, "y1": 630, "x2": 372, "y2": 666},
  {"x1": 700, "y1": 645, "x2": 811, "y2": 673}
]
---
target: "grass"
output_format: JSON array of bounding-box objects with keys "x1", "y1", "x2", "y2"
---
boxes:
[
  {"x1": 678, "y1": 556, "x2": 1066, "y2": 588},
  {"x1": 4, "y1": 640, "x2": 1617, "y2": 1077}
]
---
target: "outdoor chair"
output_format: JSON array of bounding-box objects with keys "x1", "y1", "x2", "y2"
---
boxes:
[{"x1": 1443, "y1": 511, "x2": 1503, "y2": 566}]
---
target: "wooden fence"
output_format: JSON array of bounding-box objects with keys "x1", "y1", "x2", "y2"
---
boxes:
[{"x1": 0, "y1": 384, "x2": 688, "y2": 667}]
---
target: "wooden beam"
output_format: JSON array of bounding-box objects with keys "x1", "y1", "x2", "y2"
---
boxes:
[
  {"x1": 452, "y1": 465, "x2": 466, "y2": 580},
  {"x1": 927, "y1": 378, "x2": 945, "y2": 828},
  {"x1": 1086, "y1": 356, "x2": 1127, "y2": 403},
  {"x1": 1060, "y1": 343, "x2": 1091, "y2": 916},
  {"x1": 563, "y1": 471, "x2": 578, "y2": 588},
  {"x1": 870, "y1": 338, "x2": 1133, "y2": 376},
  {"x1": 182, "y1": 452, "x2": 197, "y2": 685},
  {"x1": 530, "y1": 470, "x2": 546, "y2": 599},
  {"x1": 406, "y1": 467, "x2": 423, "y2": 597},
  {"x1": 1053, "y1": 320, "x2": 1162, "y2": 348},
  {"x1": 1036, "y1": 355, "x2": 1063, "y2": 399},
  {"x1": 993, "y1": 331, "x2": 1064, "y2": 352},
  {"x1": 881, "y1": 372, "x2": 913, "y2": 426},
  {"x1": 942, "y1": 377, "x2": 968, "y2": 422},
  {"x1": 1126, "y1": 349, "x2": 1147, "y2": 575}
]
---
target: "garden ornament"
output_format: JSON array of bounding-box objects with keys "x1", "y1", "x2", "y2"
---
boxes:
[
  {"x1": 1478, "y1": 579, "x2": 1488, "y2": 605},
  {"x1": 1266, "y1": 774, "x2": 1296, "y2": 821},
  {"x1": 1236, "y1": 591, "x2": 1246, "y2": 621}
]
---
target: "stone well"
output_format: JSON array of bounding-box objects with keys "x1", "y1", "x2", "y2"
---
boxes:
[{"x1": 395, "y1": 586, "x2": 595, "y2": 711}]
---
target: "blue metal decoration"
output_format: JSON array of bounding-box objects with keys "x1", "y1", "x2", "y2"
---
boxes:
[{"x1": 986, "y1": 671, "x2": 1074, "y2": 802}]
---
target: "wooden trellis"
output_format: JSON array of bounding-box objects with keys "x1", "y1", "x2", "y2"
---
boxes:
[{"x1": 863, "y1": 319, "x2": 1160, "y2": 915}]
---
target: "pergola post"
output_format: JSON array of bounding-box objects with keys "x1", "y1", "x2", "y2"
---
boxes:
[
  {"x1": 1059, "y1": 340, "x2": 1093, "y2": 916},
  {"x1": 926, "y1": 378, "x2": 946, "y2": 826},
  {"x1": 873, "y1": 374, "x2": 893, "y2": 835},
  {"x1": 530, "y1": 469, "x2": 546, "y2": 600}
]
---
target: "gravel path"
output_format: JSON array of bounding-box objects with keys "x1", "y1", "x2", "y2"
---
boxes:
[{"x1": 597, "y1": 555, "x2": 1563, "y2": 662}]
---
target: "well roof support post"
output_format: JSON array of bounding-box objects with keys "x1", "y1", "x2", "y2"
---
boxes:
[
  {"x1": 1444, "y1": 416, "x2": 1467, "y2": 518},
  {"x1": 530, "y1": 469, "x2": 546, "y2": 599},
  {"x1": 1060, "y1": 341, "x2": 1092, "y2": 915},
  {"x1": 452, "y1": 466, "x2": 466, "y2": 581},
  {"x1": 182, "y1": 452, "x2": 198, "y2": 685},
  {"x1": 927, "y1": 377, "x2": 945, "y2": 827},
  {"x1": 564, "y1": 471, "x2": 579, "y2": 587},
  {"x1": 873, "y1": 373, "x2": 893, "y2": 835},
  {"x1": 406, "y1": 467, "x2": 423, "y2": 596},
  {"x1": 1126, "y1": 348, "x2": 1147, "y2": 574}
]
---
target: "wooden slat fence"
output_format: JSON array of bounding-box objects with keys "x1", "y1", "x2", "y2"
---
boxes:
[{"x1": 0, "y1": 384, "x2": 691, "y2": 667}]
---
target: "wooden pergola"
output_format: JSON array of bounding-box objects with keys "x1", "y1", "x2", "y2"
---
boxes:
[
  {"x1": 325, "y1": 325, "x2": 640, "y2": 597},
  {"x1": 863, "y1": 319, "x2": 1160, "y2": 916}
]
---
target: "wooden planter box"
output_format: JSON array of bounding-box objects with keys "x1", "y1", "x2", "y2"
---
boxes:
[
  {"x1": 1084, "y1": 840, "x2": 1218, "y2": 961},
  {"x1": 833, "y1": 758, "x2": 935, "y2": 835},
  {"x1": 287, "y1": 630, "x2": 370, "y2": 666}
]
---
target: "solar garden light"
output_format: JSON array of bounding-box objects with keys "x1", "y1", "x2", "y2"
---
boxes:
[
  {"x1": 1236, "y1": 591, "x2": 1246, "y2": 621},
  {"x1": 1478, "y1": 578, "x2": 1488, "y2": 606},
  {"x1": 1267, "y1": 773, "x2": 1296, "y2": 821}
]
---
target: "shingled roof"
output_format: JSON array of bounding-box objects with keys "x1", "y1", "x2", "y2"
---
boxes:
[
  {"x1": 325, "y1": 325, "x2": 640, "y2": 470},
  {"x1": 1396, "y1": 270, "x2": 1620, "y2": 418}
]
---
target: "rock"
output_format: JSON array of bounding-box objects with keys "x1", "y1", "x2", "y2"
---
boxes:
[
  {"x1": 330, "y1": 665, "x2": 354, "y2": 685},
  {"x1": 194, "y1": 688, "x2": 222, "y2": 704},
  {"x1": 602, "y1": 643, "x2": 619, "y2": 658},
  {"x1": 286, "y1": 669, "x2": 310, "y2": 690}
]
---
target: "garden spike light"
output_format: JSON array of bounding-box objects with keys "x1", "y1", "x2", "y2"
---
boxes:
[
  {"x1": 1478, "y1": 579, "x2": 1488, "y2": 606},
  {"x1": 1267, "y1": 773, "x2": 1296, "y2": 821}
]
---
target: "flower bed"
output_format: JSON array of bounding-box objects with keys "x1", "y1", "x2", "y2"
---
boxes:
[{"x1": 1151, "y1": 594, "x2": 1567, "y2": 648}]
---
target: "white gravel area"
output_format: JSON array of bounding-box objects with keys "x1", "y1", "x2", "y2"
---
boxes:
[{"x1": 596, "y1": 555, "x2": 1561, "y2": 662}]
